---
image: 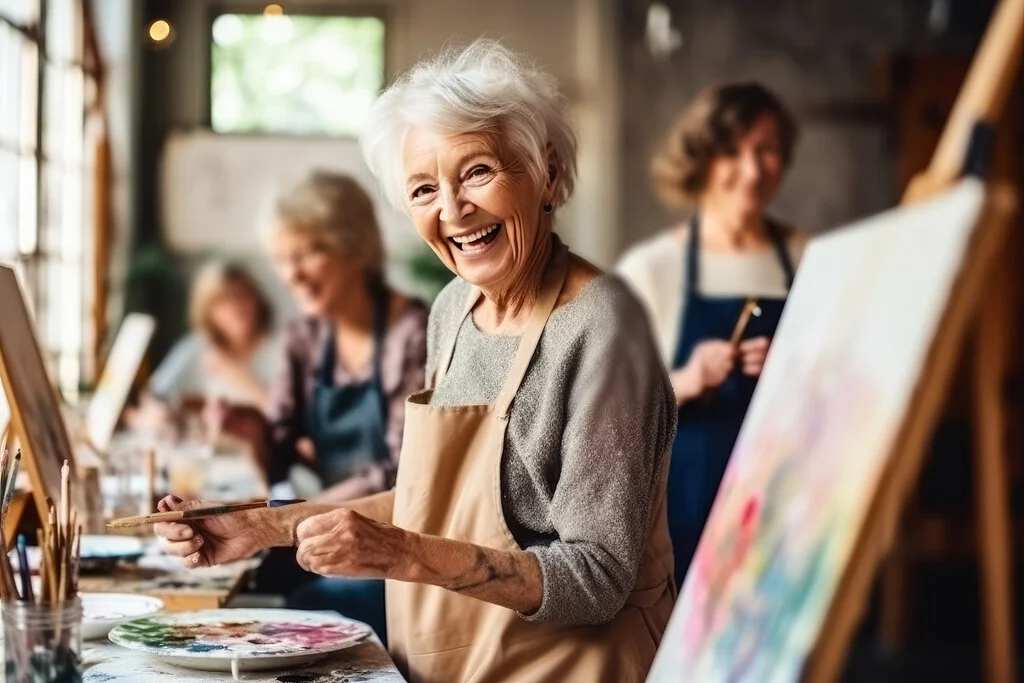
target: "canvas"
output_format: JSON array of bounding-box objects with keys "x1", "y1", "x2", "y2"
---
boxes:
[
  {"x1": 0, "y1": 266, "x2": 79, "y2": 520},
  {"x1": 85, "y1": 312, "x2": 156, "y2": 453},
  {"x1": 647, "y1": 178, "x2": 989, "y2": 683}
]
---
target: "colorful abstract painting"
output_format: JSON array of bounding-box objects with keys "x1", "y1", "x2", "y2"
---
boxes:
[{"x1": 647, "y1": 179, "x2": 990, "y2": 682}]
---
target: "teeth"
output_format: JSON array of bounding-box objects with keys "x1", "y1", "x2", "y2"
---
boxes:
[{"x1": 452, "y1": 224, "x2": 500, "y2": 244}]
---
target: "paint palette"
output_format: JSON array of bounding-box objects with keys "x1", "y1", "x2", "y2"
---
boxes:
[
  {"x1": 107, "y1": 608, "x2": 371, "y2": 672},
  {"x1": 82, "y1": 593, "x2": 165, "y2": 640}
]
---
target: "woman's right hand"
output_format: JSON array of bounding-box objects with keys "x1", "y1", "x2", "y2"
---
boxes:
[
  {"x1": 153, "y1": 495, "x2": 268, "y2": 568},
  {"x1": 671, "y1": 340, "x2": 735, "y2": 405}
]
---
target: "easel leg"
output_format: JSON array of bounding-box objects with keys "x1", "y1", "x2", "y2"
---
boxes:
[{"x1": 973, "y1": 254, "x2": 1016, "y2": 683}]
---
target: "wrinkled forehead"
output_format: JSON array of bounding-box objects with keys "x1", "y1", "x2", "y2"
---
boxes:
[{"x1": 401, "y1": 127, "x2": 502, "y2": 178}]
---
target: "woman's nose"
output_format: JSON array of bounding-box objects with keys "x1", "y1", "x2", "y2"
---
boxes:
[{"x1": 439, "y1": 185, "x2": 473, "y2": 225}]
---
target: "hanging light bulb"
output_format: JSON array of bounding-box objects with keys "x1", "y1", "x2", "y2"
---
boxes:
[{"x1": 646, "y1": 2, "x2": 683, "y2": 61}]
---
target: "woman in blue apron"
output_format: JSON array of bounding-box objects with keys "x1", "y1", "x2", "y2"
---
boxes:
[
  {"x1": 214, "y1": 171, "x2": 429, "y2": 640},
  {"x1": 617, "y1": 83, "x2": 805, "y2": 586}
]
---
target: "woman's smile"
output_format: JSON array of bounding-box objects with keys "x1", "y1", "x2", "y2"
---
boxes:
[{"x1": 448, "y1": 223, "x2": 504, "y2": 257}]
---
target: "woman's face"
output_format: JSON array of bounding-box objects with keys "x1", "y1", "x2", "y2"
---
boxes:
[
  {"x1": 207, "y1": 283, "x2": 260, "y2": 348},
  {"x1": 402, "y1": 127, "x2": 548, "y2": 293},
  {"x1": 270, "y1": 227, "x2": 361, "y2": 317},
  {"x1": 701, "y1": 113, "x2": 785, "y2": 220}
]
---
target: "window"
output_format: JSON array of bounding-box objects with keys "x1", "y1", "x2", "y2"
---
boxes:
[
  {"x1": 0, "y1": 0, "x2": 95, "y2": 398},
  {"x1": 210, "y1": 12, "x2": 385, "y2": 137}
]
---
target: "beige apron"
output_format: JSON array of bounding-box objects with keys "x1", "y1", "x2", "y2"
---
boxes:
[{"x1": 387, "y1": 244, "x2": 676, "y2": 683}]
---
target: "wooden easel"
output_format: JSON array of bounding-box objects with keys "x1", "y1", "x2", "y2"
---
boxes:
[
  {"x1": 0, "y1": 267, "x2": 83, "y2": 551},
  {"x1": 806, "y1": 0, "x2": 1024, "y2": 681}
]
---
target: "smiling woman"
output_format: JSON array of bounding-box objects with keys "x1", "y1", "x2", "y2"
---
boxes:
[{"x1": 156, "y1": 40, "x2": 676, "y2": 683}]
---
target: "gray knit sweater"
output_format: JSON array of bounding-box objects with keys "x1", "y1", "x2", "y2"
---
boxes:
[{"x1": 427, "y1": 272, "x2": 676, "y2": 626}]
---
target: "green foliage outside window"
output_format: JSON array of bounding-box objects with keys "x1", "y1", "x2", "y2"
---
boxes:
[{"x1": 211, "y1": 13, "x2": 385, "y2": 137}]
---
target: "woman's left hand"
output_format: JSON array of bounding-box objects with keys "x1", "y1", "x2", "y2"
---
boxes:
[
  {"x1": 738, "y1": 336, "x2": 770, "y2": 377},
  {"x1": 295, "y1": 507, "x2": 408, "y2": 578}
]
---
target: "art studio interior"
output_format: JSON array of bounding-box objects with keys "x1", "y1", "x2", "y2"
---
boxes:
[{"x1": 0, "y1": 0, "x2": 1022, "y2": 681}]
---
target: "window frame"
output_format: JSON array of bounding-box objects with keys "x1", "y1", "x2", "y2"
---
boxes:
[{"x1": 0, "y1": 0, "x2": 98, "y2": 398}]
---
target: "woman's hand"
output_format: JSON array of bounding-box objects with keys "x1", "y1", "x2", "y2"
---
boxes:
[
  {"x1": 295, "y1": 508, "x2": 407, "y2": 578},
  {"x1": 671, "y1": 340, "x2": 735, "y2": 405},
  {"x1": 738, "y1": 336, "x2": 770, "y2": 377},
  {"x1": 295, "y1": 505, "x2": 543, "y2": 614},
  {"x1": 154, "y1": 495, "x2": 275, "y2": 568}
]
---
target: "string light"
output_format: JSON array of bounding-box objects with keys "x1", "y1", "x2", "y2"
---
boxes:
[
  {"x1": 263, "y1": 4, "x2": 284, "y2": 16},
  {"x1": 148, "y1": 19, "x2": 172, "y2": 42}
]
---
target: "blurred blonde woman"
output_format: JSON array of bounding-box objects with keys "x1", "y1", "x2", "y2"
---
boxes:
[
  {"x1": 148, "y1": 261, "x2": 279, "y2": 410},
  {"x1": 213, "y1": 170, "x2": 428, "y2": 640}
]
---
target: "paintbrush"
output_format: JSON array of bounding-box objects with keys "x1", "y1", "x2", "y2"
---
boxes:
[
  {"x1": 106, "y1": 498, "x2": 306, "y2": 529},
  {"x1": 729, "y1": 297, "x2": 762, "y2": 350},
  {"x1": 2, "y1": 449, "x2": 21, "y2": 517},
  {"x1": 0, "y1": 446, "x2": 8, "y2": 514},
  {"x1": 16, "y1": 534, "x2": 33, "y2": 603}
]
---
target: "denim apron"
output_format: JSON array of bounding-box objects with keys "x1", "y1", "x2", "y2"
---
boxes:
[
  {"x1": 283, "y1": 284, "x2": 391, "y2": 640},
  {"x1": 307, "y1": 285, "x2": 391, "y2": 486},
  {"x1": 667, "y1": 217, "x2": 794, "y2": 587}
]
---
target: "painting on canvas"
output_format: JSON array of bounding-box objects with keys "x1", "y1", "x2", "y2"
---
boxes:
[
  {"x1": 86, "y1": 313, "x2": 156, "y2": 453},
  {"x1": 0, "y1": 266, "x2": 78, "y2": 515},
  {"x1": 647, "y1": 179, "x2": 990, "y2": 683}
]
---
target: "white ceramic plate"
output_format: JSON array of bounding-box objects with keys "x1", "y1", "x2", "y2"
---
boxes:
[
  {"x1": 81, "y1": 593, "x2": 164, "y2": 641},
  {"x1": 107, "y1": 608, "x2": 371, "y2": 672}
]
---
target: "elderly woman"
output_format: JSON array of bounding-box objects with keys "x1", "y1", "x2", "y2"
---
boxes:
[
  {"x1": 212, "y1": 171, "x2": 428, "y2": 638},
  {"x1": 156, "y1": 40, "x2": 675, "y2": 682},
  {"x1": 617, "y1": 83, "x2": 808, "y2": 586}
]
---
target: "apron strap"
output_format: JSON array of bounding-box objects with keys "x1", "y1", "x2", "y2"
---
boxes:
[
  {"x1": 494, "y1": 240, "x2": 569, "y2": 419},
  {"x1": 433, "y1": 286, "x2": 483, "y2": 389},
  {"x1": 765, "y1": 218, "x2": 796, "y2": 289},
  {"x1": 370, "y1": 281, "x2": 391, "y2": 427},
  {"x1": 685, "y1": 215, "x2": 700, "y2": 293}
]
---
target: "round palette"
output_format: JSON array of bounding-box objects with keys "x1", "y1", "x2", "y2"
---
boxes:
[
  {"x1": 82, "y1": 593, "x2": 165, "y2": 641},
  {"x1": 107, "y1": 609, "x2": 371, "y2": 672}
]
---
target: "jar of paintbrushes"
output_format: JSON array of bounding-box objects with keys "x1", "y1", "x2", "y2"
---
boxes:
[{"x1": 1, "y1": 459, "x2": 83, "y2": 683}]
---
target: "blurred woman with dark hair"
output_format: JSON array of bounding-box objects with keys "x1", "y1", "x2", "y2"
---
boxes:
[{"x1": 617, "y1": 83, "x2": 808, "y2": 586}]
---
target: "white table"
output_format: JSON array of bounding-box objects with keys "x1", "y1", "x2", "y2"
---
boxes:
[{"x1": 81, "y1": 636, "x2": 404, "y2": 682}]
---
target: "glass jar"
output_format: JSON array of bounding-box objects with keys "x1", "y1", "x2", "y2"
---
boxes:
[{"x1": 2, "y1": 598, "x2": 83, "y2": 683}]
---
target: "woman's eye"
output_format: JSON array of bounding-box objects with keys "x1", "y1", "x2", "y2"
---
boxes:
[
  {"x1": 411, "y1": 185, "x2": 434, "y2": 199},
  {"x1": 467, "y1": 165, "x2": 492, "y2": 179}
]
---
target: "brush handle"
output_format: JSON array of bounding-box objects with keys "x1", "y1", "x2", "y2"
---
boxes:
[{"x1": 106, "y1": 499, "x2": 305, "y2": 528}]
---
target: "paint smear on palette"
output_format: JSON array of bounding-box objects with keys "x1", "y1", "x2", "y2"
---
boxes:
[{"x1": 115, "y1": 618, "x2": 366, "y2": 656}]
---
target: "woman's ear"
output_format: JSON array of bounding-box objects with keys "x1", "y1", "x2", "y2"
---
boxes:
[{"x1": 544, "y1": 143, "x2": 559, "y2": 205}]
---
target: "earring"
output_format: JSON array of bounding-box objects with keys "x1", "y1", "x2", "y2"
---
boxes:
[{"x1": 543, "y1": 203, "x2": 553, "y2": 214}]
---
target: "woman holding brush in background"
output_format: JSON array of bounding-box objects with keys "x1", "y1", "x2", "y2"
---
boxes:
[{"x1": 617, "y1": 83, "x2": 808, "y2": 586}]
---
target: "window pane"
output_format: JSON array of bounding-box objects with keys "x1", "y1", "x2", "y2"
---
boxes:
[
  {"x1": 210, "y1": 14, "x2": 385, "y2": 137},
  {"x1": 0, "y1": 150, "x2": 17, "y2": 258},
  {"x1": 0, "y1": 22, "x2": 22, "y2": 150},
  {"x1": 0, "y1": 0, "x2": 36, "y2": 26}
]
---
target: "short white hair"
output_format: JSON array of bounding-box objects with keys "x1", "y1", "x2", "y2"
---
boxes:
[{"x1": 360, "y1": 39, "x2": 578, "y2": 213}]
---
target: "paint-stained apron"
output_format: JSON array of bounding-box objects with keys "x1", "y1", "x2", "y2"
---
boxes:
[
  {"x1": 667, "y1": 216, "x2": 794, "y2": 586},
  {"x1": 387, "y1": 240, "x2": 676, "y2": 683}
]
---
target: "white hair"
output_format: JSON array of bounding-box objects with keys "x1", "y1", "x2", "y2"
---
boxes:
[{"x1": 360, "y1": 39, "x2": 578, "y2": 213}]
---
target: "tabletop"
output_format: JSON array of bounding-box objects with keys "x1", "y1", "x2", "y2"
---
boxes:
[
  {"x1": 78, "y1": 557, "x2": 258, "y2": 612},
  {"x1": 3, "y1": 625, "x2": 404, "y2": 683},
  {"x1": 82, "y1": 638, "x2": 404, "y2": 682}
]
